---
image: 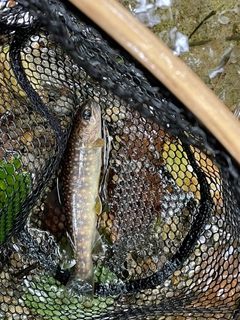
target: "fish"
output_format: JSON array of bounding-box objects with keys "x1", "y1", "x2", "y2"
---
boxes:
[{"x1": 62, "y1": 99, "x2": 104, "y2": 299}]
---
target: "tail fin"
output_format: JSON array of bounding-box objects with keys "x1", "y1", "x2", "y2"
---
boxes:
[{"x1": 66, "y1": 268, "x2": 94, "y2": 301}]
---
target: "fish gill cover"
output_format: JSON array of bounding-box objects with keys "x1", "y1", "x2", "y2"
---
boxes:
[{"x1": 0, "y1": 0, "x2": 240, "y2": 319}]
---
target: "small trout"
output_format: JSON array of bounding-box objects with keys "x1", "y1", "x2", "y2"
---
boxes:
[{"x1": 62, "y1": 100, "x2": 104, "y2": 298}]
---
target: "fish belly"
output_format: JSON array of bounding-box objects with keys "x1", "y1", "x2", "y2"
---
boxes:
[{"x1": 63, "y1": 146, "x2": 102, "y2": 299}]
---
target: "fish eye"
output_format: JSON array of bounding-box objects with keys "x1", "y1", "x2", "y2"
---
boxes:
[{"x1": 82, "y1": 108, "x2": 92, "y2": 120}]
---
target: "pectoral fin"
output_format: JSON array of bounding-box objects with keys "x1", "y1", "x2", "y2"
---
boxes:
[
  {"x1": 93, "y1": 138, "x2": 105, "y2": 148},
  {"x1": 94, "y1": 195, "x2": 102, "y2": 216}
]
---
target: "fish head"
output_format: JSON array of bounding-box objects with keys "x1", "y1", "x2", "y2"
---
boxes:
[{"x1": 75, "y1": 100, "x2": 102, "y2": 145}]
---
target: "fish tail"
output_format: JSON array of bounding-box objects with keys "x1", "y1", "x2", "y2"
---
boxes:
[{"x1": 66, "y1": 263, "x2": 94, "y2": 300}]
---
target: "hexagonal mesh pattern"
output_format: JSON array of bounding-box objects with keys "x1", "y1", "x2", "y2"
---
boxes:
[{"x1": 0, "y1": 1, "x2": 240, "y2": 319}]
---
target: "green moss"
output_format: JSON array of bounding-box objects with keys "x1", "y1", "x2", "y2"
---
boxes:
[{"x1": 22, "y1": 266, "x2": 116, "y2": 319}]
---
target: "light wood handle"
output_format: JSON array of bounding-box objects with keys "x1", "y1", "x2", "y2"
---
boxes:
[{"x1": 68, "y1": 0, "x2": 240, "y2": 164}]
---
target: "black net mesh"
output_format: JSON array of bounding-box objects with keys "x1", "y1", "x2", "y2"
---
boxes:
[{"x1": 0, "y1": 0, "x2": 240, "y2": 319}]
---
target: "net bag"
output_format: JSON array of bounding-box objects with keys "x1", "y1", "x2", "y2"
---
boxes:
[{"x1": 0, "y1": 0, "x2": 240, "y2": 319}]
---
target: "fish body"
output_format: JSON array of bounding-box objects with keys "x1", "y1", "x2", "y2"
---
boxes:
[{"x1": 62, "y1": 100, "x2": 104, "y2": 298}]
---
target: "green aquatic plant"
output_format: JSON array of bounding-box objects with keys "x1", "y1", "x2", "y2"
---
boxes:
[
  {"x1": 0, "y1": 156, "x2": 31, "y2": 244},
  {"x1": 162, "y1": 141, "x2": 198, "y2": 193},
  {"x1": 22, "y1": 266, "x2": 117, "y2": 319}
]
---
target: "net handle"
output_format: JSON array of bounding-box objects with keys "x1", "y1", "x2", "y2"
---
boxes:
[{"x1": 68, "y1": 0, "x2": 240, "y2": 164}]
